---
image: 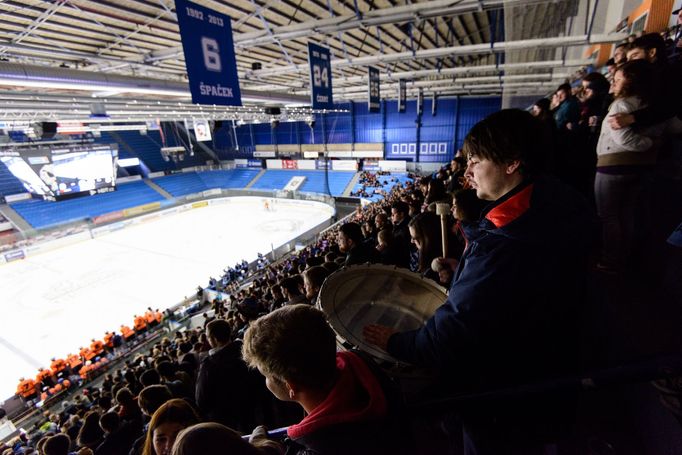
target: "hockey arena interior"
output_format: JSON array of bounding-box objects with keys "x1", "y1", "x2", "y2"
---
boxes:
[{"x1": 0, "y1": 0, "x2": 681, "y2": 454}]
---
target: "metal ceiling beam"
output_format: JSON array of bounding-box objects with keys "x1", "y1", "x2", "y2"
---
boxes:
[{"x1": 248, "y1": 34, "x2": 623, "y2": 77}]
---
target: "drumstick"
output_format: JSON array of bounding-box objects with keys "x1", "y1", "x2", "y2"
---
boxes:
[{"x1": 436, "y1": 203, "x2": 450, "y2": 258}]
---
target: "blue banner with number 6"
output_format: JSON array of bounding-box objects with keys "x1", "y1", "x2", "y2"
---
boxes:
[
  {"x1": 307, "y1": 42, "x2": 333, "y2": 110},
  {"x1": 176, "y1": 0, "x2": 242, "y2": 106}
]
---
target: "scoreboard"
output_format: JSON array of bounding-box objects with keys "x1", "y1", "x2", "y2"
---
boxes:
[{"x1": 0, "y1": 143, "x2": 118, "y2": 201}]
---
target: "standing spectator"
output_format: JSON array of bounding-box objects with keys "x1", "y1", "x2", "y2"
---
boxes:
[
  {"x1": 595, "y1": 59, "x2": 662, "y2": 272},
  {"x1": 390, "y1": 201, "x2": 412, "y2": 268},
  {"x1": 195, "y1": 319, "x2": 260, "y2": 433},
  {"x1": 610, "y1": 33, "x2": 682, "y2": 130},
  {"x1": 364, "y1": 109, "x2": 594, "y2": 454}
]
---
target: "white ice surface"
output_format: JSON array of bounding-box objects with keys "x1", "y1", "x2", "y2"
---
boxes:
[{"x1": 0, "y1": 197, "x2": 333, "y2": 400}]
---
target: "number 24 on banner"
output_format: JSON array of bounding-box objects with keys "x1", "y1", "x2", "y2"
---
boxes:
[{"x1": 312, "y1": 65, "x2": 329, "y2": 88}]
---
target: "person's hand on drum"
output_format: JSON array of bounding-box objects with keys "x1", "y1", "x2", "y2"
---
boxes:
[{"x1": 363, "y1": 324, "x2": 398, "y2": 352}]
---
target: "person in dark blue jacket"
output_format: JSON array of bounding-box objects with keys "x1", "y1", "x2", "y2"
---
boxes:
[{"x1": 364, "y1": 109, "x2": 595, "y2": 454}]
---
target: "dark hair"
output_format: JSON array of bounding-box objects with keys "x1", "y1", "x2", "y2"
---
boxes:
[
  {"x1": 279, "y1": 276, "x2": 302, "y2": 296},
  {"x1": 615, "y1": 59, "x2": 654, "y2": 102},
  {"x1": 453, "y1": 189, "x2": 484, "y2": 223},
  {"x1": 630, "y1": 33, "x2": 666, "y2": 63},
  {"x1": 391, "y1": 201, "x2": 409, "y2": 217},
  {"x1": 206, "y1": 319, "x2": 232, "y2": 344},
  {"x1": 138, "y1": 385, "x2": 173, "y2": 416},
  {"x1": 339, "y1": 222, "x2": 364, "y2": 245},
  {"x1": 99, "y1": 412, "x2": 120, "y2": 433},
  {"x1": 582, "y1": 72, "x2": 610, "y2": 94},
  {"x1": 44, "y1": 434, "x2": 70, "y2": 455},
  {"x1": 606, "y1": 57, "x2": 616, "y2": 66},
  {"x1": 533, "y1": 98, "x2": 550, "y2": 112},
  {"x1": 556, "y1": 83, "x2": 572, "y2": 97},
  {"x1": 155, "y1": 361, "x2": 176, "y2": 380},
  {"x1": 462, "y1": 109, "x2": 547, "y2": 176},
  {"x1": 408, "y1": 212, "x2": 442, "y2": 273},
  {"x1": 140, "y1": 369, "x2": 161, "y2": 387}
]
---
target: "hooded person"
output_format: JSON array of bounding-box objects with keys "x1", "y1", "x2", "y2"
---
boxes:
[{"x1": 242, "y1": 304, "x2": 409, "y2": 454}]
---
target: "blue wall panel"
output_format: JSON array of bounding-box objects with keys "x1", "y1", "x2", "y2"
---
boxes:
[
  {"x1": 218, "y1": 96, "x2": 501, "y2": 163},
  {"x1": 354, "y1": 101, "x2": 383, "y2": 143},
  {"x1": 455, "y1": 97, "x2": 502, "y2": 150}
]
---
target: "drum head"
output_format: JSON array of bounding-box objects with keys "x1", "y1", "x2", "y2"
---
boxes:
[{"x1": 317, "y1": 264, "x2": 446, "y2": 363}]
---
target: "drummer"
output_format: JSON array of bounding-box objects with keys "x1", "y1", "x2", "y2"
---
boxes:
[{"x1": 364, "y1": 109, "x2": 595, "y2": 453}]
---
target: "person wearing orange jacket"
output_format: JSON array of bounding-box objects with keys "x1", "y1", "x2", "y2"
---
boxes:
[
  {"x1": 103, "y1": 331, "x2": 114, "y2": 352},
  {"x1": 50, "y1": 358, "x2": 68, "y2": 379},
  {"x1": 16, "y1": 377, "x2": 37, "y2": 400},
  {"x1": 155, "y1": 309, "x2": 164, "y2": 325},
  {"x1": 66, "y1": 353, "x2": 82, "y2": 373},
  {"x1": 35, "y1": 367, "x2": 54, "y2": 389},
  {"x1": 79, "y1": 346, "x2": 96, "y2": 362},
  {"x1": 145, "y1": 307, "x2": 157, "y2": 328},
  {"x1": 133, "y1": 314, "x2": 147, "y2": 335},
  {"x1": 90, "y1": 339, "x2": 104, "y2": 357},
  {"x1": 120, "y1": 324, "x2": 135, "y2": 341}
]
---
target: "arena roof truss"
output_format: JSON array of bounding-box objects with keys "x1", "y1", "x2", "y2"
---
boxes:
[{"x1": 0, "y1": 0, "x2": 626, "y2": 123}]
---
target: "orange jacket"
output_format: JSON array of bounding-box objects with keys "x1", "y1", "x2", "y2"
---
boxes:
[
  {"x1": 66, "y1": 353, "x2": 82, "y2": 369},
  {"x1": 133, "y1": 315, "x2": 147, "y2": 331},
  {"x1": 90, "y1": 340, "x2": 104, "y2": 355},
  {"x1": 79, "y1": 364, "x2": 91, "y2": 380},
  {"x1": 16, "y1": 378, "x2": 36, "y2": 398},
  {"x1": 120, "y1": 325, "x2": 135, "y2": 339},
  {"x1": 80, "y1": 347, "x2": 95, "y2": 361},
  {"x1": 36, "y1": 369, "x2": 52, "y2": 383},
  {"x1": 50, "y1": 358, "x2": 67, "y2": 374},
  {"x1": 103, "y1": 332, "x2": 114, "y2": 348},
  {"x1": 155, "y1": 310, "x2": 164, "y2": 323},
  {"x1": 144, "y1": 310, "x2": 155, "y2": 324}
]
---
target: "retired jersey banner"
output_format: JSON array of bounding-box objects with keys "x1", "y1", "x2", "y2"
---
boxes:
[
  {"x1": 368, "y1": 66, "x2": 380, "y2": 112},
  {"x1": 176, "y1": 0, "x2": 242, "y2": 106},
  {"x1": 307, "y1": 42, "x2": 333, "y2": 109},
  {"x1": 398, "y1": 79, "x2": 406, "y2": 113}
]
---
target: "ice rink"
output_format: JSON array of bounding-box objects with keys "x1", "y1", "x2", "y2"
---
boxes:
[{"x1": 0, "y1": 197, "x2": 334, "y2": 400}]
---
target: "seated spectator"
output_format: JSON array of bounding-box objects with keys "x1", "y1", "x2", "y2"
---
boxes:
[
  {"x1": 407, "y1": 212, "x2": 443, "y2": 282},
  {"x1": 95, "y1": 411, "x2": 139, "y2": 455},
  {"x1": 78, "y1": 410, "x2": 104, "y2": 450},
  {"x1": 552, "y1": 83, "x2": 580, "y2": 131},
  {"x1": 141, "y1": 399, "x2": 200, "y2": 455},
  {"x1": 243, "y1": 305, "x2": 407, "y2": 454},
  {"x1": 338, "y1": 222, "x2": 377, "y2": 266},
  {"x1": 375, "y1": 229, "x2": 399, "y2": 266},
  {"x1": 196, "y1": 319, "x2": 261, "y2": 433},
  {"x1": 279, "y1": 277, "x2": 308, "y2": 306},
  {"x1": 171, "y1": 423, "x2": 282, "y2": 455},
  {"x1": 116, "y1": 388, "x2": 142, "y2": 424},
  {"x1": 44, "y1": 433, "x2": 71, "y2": 455},
  {"x1": 301, "y1": 266, "x2": 330, "y2": 304}
]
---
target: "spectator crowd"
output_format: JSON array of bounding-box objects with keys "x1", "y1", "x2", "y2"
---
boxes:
[{"x1": 3, "y1": 29, "x2": 682, "y2": 455}]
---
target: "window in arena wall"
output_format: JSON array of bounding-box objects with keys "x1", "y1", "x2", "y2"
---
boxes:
[{"x1": 631, "y1": 12, "x2": 648, "y2": 34}]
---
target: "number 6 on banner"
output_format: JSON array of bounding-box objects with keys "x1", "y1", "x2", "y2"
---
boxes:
[{"x1": 201, "y1": 37, "x2": 221, "y2": 72}]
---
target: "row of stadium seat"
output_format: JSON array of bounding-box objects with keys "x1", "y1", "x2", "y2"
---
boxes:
[{"x1": 6, "y1": 169, "x2": 400, "y2": 229}]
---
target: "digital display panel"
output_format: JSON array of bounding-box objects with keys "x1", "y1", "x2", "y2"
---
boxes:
[{"x1": 0, "y1": 143, "x2": 118, "y2": 200}]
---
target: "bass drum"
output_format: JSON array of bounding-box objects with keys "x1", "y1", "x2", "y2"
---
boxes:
[{"x1": 317, "y1": 263, "x2": 446, "y2": 364}]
